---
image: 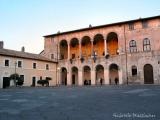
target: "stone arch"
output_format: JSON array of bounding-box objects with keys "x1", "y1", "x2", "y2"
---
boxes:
[
  {"x1": 71, "y1": 66, "x2": 78, "y2": 85},
  {"x1": 95, "y1": 64, "x2": 104, "y2": 85},
  {"x1": 144, "y1": 64, "x2": 154, "y2": 84},
  {"x1": 61, "y1": 67, "x2": 67, "y2": 85},
  {"x1": 70, "y1": 38, "x2": 79, "y2": 59},
  {"x1": 106, "y1": 32, "x2": 118, "y2": 56},
  {"x1": 60, "y1": 40, "x2": 68, "y2": 59},
  {"x1": 81, "y1": 36, "x2": 91, "y2": 59},
  {"x1": 109, "y1": 63, "x2": 119, "y2": 85},
  {"x1": 93, "y1": 34, "x2": 104, "y2": 57},
  {"x1": 83, "y1": 65, "x2": 91, "y2": 85}
]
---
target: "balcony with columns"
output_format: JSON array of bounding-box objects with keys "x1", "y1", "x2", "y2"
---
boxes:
[{"x1": 59, "y1": 32, "x2": 119, "y2": 65}]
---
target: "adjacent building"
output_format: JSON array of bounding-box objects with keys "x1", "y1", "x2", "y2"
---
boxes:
[
  {"x1": 0, "y1": 42, "x2": 57, "y2": 88},
  {"x1": 42, "y1": 15, "x2": 160, "y2": 86}
]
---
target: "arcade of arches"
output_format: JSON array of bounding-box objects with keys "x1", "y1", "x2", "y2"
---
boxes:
[
  {"x1": 59, "y1": 32, "x2": 119, "y2": 60},
  {"x1": 59, "y1": 63, "x2": 155, "y2": 86}
]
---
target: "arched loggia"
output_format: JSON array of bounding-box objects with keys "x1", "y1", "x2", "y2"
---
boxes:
[
  {"x1": 107, "y1": 32, "x2": 118, "y2": 56},
  {"x1": 93, "y1": 34, "x2": 104, "y2": 57},
  {"x1": 60, "y1": 40, "x2": 68, "y2": 59},
  {"x1": 70, "y1": 38, "x2": 79, "y2": 59},
  {"x1": 81, "y1": 36, "x2": 91, "y2": 59}
]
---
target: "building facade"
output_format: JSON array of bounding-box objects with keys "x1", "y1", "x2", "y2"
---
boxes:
[
  {"x1": 0, "y1": 43, "x2": 57, "y2": 88},
  {"x1": 42, "y1": 16, "x2": 160, "y2": 86}
]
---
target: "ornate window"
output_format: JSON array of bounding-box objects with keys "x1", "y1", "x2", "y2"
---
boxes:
[
  {"x1": 129, "y1": 40, "x2": 137, "y2": 53},
  {"x1": 143, "y1": 38, "x2": 151, "y2": 51}
]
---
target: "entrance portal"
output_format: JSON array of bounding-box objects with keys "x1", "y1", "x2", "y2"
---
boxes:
[
  {"x1": 144, "y1": 64, "x2": 154, "y2": 84},
  {"x1": 71, "y1": 67, "x2": 78, "y2": 85},
  {"x1": 3, "y1": 77, "x2": 10, "y2": 88},
  {"x1": 109, "y1": 64, "x2": 119, "y2": 85},
  {"x1": 61, "y1": 67, "x2": 67, "y2": 85}
]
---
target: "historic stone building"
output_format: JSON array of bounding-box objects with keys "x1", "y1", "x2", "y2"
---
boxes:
[
  {"x1": 0, "y1": 42, "x2": 57, "y2": 88},
  {"x1": 42, "y1": 15, "x2": 160, "y2": 86}
]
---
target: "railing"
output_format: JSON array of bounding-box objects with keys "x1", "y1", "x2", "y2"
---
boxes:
[{"x1": 58, "y1": 54, "x2": 126, "y2": 65}]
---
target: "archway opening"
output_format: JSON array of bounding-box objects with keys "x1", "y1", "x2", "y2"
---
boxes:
[
  {"x1": 109, "y1": 64, "x2": 119, "y2": 85},
  {"x1": 81, "y1": 36, "x2": 91, "y2": 59},
  {"x1": 144, "y1": 64, "x2": 154, "y2": 84},
  {"x1": 70, "y1": 38, "x2": 79, "y2": 59},
  {"x1": 61, "y1": 67, "x2": 67, "y2": 85},
  {"x1": 83, "y1": 66, "x2": 91, "y2": 85},
  {"x1": 96, "y1": 64, "x2": 104, "y2": 85},
  {"x1": 93, "y1": 34, "x2": 104, "y2": 57},
  {"x1": 60, "y1": 40, "x2": 68, "y2": 59},
  {"x1": 107, "y1": 32, "x2": 118, "y2": 56},
  {"x1": 71, "y1": 67, "x2": 78, "y2": 85}
]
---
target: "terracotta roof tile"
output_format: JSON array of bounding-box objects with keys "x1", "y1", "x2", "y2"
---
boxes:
[{"x1": 0, "y1": 48, "x2": 57, "y2": 63}]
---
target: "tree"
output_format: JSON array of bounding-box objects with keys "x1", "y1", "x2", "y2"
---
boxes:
[
  {"x1": 9, "y1": 73, "x2": 24, "y2": 86},
  {"x1": 37, "y1": 77, "x2": 52, "y2": 87}
]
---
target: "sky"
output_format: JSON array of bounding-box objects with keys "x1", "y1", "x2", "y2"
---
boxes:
[{"x1": 0, "y1": 0, "x2": 159, "y2": 53}]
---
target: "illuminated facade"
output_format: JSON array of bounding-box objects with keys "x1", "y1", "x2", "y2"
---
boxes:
[{"x1": 42, "y1": 16, "x2": 160, "y2": 86}]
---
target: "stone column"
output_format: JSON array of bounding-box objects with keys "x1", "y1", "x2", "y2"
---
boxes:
[
  {"x1": 119, "y1": 70, "x2": 123, "y2": 84},
  {"x1": 68, "y1": 43, "x2": 70, "y2": 60},
  {"x1": 78, "y1": 69, "x2": 83, "y2": 86},
  {"x1": 91, "y1": 40, "x2": 94, "y2": 57},
  {"x1": 79, "y1": 41, "x2": 82, "y2": 58},
  {"x1": 104, "y1": 69, "x2": 109, "y2": 85},
  {"x1": 91, "y1": 70, "x2": 96, "y2": 85},
  {"x1": 104, "y1": 39, "x2": 107, "y2": 55},
  {"x1": 67, "y1": 68, "x2": 71, "y2": 85}
]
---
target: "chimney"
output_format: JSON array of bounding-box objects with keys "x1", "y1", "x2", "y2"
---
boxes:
[
  {"x1": 0, "y1": 41, "x2": 4, "y2": 49},
  {"x1": 21, "y1": 46, "x2": 25, "y2": 52}
]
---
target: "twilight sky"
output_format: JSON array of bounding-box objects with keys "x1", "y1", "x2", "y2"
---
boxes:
[{"x1": 0, "y1": 0, "x2": 159, "y2": 53}]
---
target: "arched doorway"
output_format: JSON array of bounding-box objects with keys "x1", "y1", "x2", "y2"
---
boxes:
[
  {"x1": 83, "y1": 66, "x2": 91, "y2": 85},
  {"x1": 70, "y1": 38, "x2": 79, "y2": 59},
  {"x1": 107, "y1": 32, "x2": 118, "y2": 56},
  {"x1": 144, "y1": 64, "x2": 154, "y2": 84},
  {"x1": 61, "y1": 67, "x2": 67, "y2": 85},
  {"x1": 81, "y1": 36, "x2": 91, "y2": 59},
  {"x1": 60, "y1": 40, "x2": 68, "y2": 59},
  {"x1": 96, "y1": 64, "x2": 104, "y2": 85},
  {"x1": 71, "y1": 67, "x2": 78, "y2": 85},
  {"x1": 109, "y1": 64, "x2": 119, "y2": 85},
  {"x1": 93, "y1": 34, "x2": 104, "y2": 57}
]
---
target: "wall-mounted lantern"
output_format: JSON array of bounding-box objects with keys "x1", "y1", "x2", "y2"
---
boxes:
[
  {"x1": 70, "y1": 58, "x2": 72, "y2": 64},
  {"x1": 105, "y1": 53, "x2": 110, "y2": 59},
  {"x1": 80, "y1": 57, "x2": 84, "y2": 63},
  {"x1": 92, "y1": 51, "x2": 97, "y2": 63}
]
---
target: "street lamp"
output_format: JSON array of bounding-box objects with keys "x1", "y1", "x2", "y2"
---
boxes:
[
  {"x1": 57, "y1": 67, "x2": 60, "y2": 86},
  {"x1": 14, "y1": 61, "x2": 17, "y2": 87}
]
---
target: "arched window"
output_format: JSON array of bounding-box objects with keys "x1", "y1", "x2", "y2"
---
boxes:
[
  {"x1": 131, "y1": 65, "x2": 137, "y2": 76},
  {"x1": 143, "y1": 38, "x2": 151, "y2": 51},
  {"x1": 129, "y1": 40, "x2": 137, "y2": 53}
]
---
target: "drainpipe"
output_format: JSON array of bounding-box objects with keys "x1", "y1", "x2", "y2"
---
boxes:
[{"x1": 124, "y1": 24, "x2": 128, "y2": 85}]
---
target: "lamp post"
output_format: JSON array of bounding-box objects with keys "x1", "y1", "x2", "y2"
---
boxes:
[
  {"x1": 57, "y1": 67, "x2": 60, "y2": 86},
  {"x1": 14, "y1": 61, "x2": 17, "y2": 87}
]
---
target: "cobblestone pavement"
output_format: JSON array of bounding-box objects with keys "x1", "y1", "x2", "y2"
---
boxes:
[{"x1": 0, "y1": 85, "x2": 160, "y2": 120}]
